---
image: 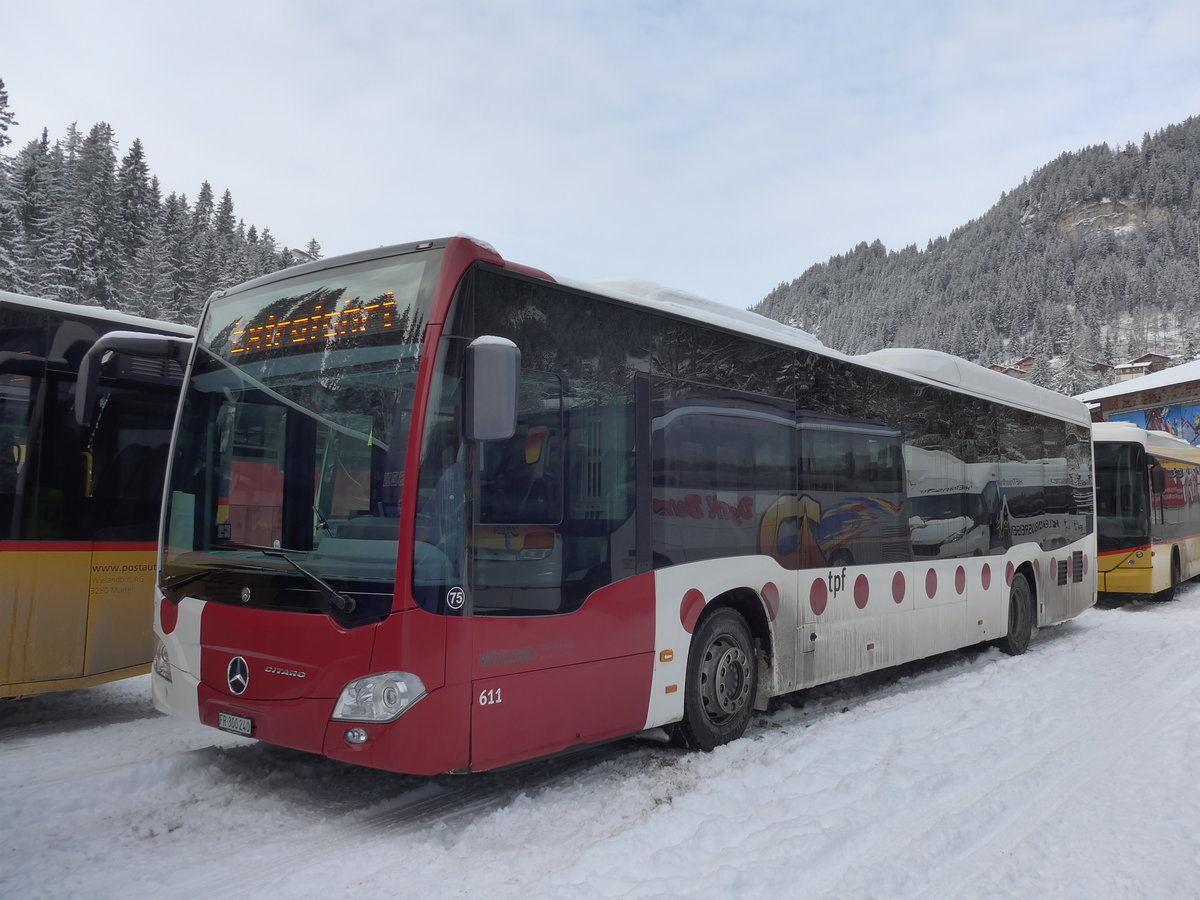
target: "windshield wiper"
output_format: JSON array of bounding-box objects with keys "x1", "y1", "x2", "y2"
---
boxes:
[
  {"x1": 260, "y1": 547, "x2": 357, "y2": 615},
  {"x1": 160, "y1": 561, "x2": 275, "y2": 592},
  {"x1": 160, "y1": 568, "x2": 213, "y2": 592},
  {"x1": 202, "y1": 540, "x2": 358, "y2": 616}
]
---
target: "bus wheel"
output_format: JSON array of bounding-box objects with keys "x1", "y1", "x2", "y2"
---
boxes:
[
  {"x1": 676, "y1": 608, "x2": 757, "y2": 752},
  {"x1": 995, "y1": 572, "x2": 1033, "y2": 656},
  {"x1": 1154, "y1": 555, "x2": 1181, "y2": 602}
]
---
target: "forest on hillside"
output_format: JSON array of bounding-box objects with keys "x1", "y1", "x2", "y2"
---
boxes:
[
  {"x1": 0, "y1": 78, "x2": 313, "y2": 326},
  {"x1": 754, "y1": 116, "x2": 1200, "y2": 394}
]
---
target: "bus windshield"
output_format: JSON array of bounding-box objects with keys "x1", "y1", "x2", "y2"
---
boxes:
[
  {"x1": 161, "y1": 249, "x2": 442, "y2": 620},
  {"x1": 1094, "y1": 441, "x2": 1148, "y2": 552}
]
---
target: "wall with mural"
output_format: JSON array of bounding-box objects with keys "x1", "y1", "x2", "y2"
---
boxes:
[{"x1": 1110, "y1": 405, "x2": 1200, "y2": 445}]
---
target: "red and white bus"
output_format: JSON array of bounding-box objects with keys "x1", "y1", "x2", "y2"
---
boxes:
[
  {"x1": 1, "y1": 291, "x2": 192, "y2": 698},
  {"x1": 151, "y1": 237, "x2": 1095, "y2": 774},
  {"x1": 1094, "y1": 421, "x2": 1200, "y2": 599}
]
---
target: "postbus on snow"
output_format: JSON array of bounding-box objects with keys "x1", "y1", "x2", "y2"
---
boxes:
[
  {"x1": 150, "y1": 237, "x2": 1095, "y2": 774},
  {"x1": 1, "y1": 291, "x2": 192, "y2": 698},
  {"x1": 1093, "y1": 420, "x2": 1200, "y2": 600}
]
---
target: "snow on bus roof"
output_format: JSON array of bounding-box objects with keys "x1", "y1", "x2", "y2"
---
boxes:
[
  {"x1": 0, "y1": 289, "x2": 195, "y2": 335},
  {"x1": 560, "y1": 276, "x2": 828, "y2": 352},
  {"x1": 858, "y1": 348, "x2": 1091, "y2": 426},
  {"x1": 1093, "y1": 421, "x2": 1200, "y2": 462},
  {"x1": 553, "y1": 276, "x2": 1088, "y2": 425}
]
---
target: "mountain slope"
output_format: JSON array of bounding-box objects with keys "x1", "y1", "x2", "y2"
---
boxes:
[{"x1": 753, "y1": 115, "x2": 1200, "y2": 392}]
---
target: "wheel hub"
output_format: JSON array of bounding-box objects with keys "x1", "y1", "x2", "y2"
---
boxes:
[{"x1": 712, "y1": 645, "x2": 750, "y2": 716}]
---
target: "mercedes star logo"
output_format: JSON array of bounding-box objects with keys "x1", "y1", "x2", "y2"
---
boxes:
[
  {"x1": 227, "y1": 656, "x2": 249, "y2": 695},
  {"x1": 240, "y1": 587, "x2": 252, "y2": 603}
]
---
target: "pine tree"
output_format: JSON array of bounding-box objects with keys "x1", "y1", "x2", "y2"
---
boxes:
[
  {"x1": 58, "y1": 123, "x2": 120, "y2": 307},
  {"x1": 0, "y1": 77, "x2": 26, "y2": 291},
  {"x1": 0, "y1": 78, "x2": 14, "y2": 151},
  {"x1": 114, "y1": 138, "x2": 156, "y2": 306}
]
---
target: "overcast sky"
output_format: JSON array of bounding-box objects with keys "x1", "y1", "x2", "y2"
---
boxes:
[{"x1": 4, "y1": 0, "x2": 1199, "y2": 309}]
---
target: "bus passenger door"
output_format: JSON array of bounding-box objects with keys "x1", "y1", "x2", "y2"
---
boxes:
[{"x1": 464, "y1": 368, "x2": 655, "y2": 771}]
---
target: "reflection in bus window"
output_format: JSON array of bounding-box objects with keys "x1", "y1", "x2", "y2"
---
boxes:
[{"x1": 652, "y1": 384, "x2": 795, "y2": 568}]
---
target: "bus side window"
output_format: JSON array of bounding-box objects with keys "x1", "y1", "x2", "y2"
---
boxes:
[
  {"x1": 0, "y1": 389, "x2": 29, "y2": 536},
  {"x1": 476, "y1": 372, "x2": 563, "y2": 526}
]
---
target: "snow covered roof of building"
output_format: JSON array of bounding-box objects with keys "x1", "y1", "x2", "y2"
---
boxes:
[{"x1": 1076, "y1": 358, "x2": 1200, "y2": 402}]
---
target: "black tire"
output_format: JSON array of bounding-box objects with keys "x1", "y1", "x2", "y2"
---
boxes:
[
  {"x1": 996, "y1": 571, "x2": 1034, "y2": 656},
  {"x1": 1154, "y1": 554, "x2": 1181, "y2": 602},
  {"x1": 675, "y1": 608, "x2": 757, "y2": 751}
]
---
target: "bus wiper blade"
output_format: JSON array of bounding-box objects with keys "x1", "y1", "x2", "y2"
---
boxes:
[
  {"x1": 160, "y1": 569, "x2": 212, "y2": 591},
  {"x1": 260, "y1": 548, "x2": 357, "y2": 615},
  {"x1": 160, "y1": 561, "x2": 276, "y2": 592}
]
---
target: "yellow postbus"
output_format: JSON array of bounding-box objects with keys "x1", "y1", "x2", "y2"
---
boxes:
[
  {"x1": 1094, "y1": 421, "x2": 1200, "y2": 600},
  {"x1": 1, "y1": 291, "x2": 192, "y2": 698}
]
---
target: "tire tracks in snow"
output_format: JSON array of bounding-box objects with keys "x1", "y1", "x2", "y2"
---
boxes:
[
  {"x1": 162, "y1": 739, "x2": 646, "y2": 899},
  {"x1": 803, "y1": 617, "x2": 1200, "y2": 899},
  {"x1": 913, "y1": 626, "x2": 1200, "y2": 898}
]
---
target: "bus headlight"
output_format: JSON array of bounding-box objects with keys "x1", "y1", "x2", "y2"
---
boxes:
[
  {"x1": 331, "y1": 672, "x2": 427, "y2": 723},
  {"x1": 152, "y1": 640, "x2": 172, "y2": 683}
]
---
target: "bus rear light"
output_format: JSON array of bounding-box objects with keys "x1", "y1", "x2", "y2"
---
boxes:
[
  {"x1": 517, "y1": 531, "x2": 555, "y2": 561},
  {"x1": 332, "y1": 672, "x2": 427, "y2": 723}
]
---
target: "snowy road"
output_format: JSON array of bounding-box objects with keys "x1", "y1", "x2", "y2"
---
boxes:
[{"x1": 5, "y1": 587, "x2": 1200, "y2": 899}]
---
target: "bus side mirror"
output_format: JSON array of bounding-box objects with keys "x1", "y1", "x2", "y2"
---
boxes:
[
  {"x1": 1151, "y1": 463, "x2": 1166, "y2": 494},
  {"x1": 465, "y1": 336, "x2": 520, "y2": 441},
  {"x1": 75, "y1": 331, "x2": 193, "y2": 428}
]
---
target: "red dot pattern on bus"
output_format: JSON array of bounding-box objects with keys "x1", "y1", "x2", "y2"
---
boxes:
[
  {"x1": 854, "y1": 574, "x2": 869, "y2": 609},
  {"x1": 680, "y1": 589, "x2": 706, "y2": 634},
  {"x1": 712, "y1": 553, "x2": 1088, "y2": 624},
  {"x1": 761, "y1": 582, "x2": 780, "y2": 621},
  {"x1": 160, "y1": 598, "x2": 178, "y2": 635},
  {"x1": 809, "y1": 578, "x2": 828, "y2": 616}
]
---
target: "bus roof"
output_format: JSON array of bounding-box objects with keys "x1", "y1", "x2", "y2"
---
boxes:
[
  {"x1": 857, "y1": 348, "x2": 1091, "y2": 427},
  {"x1": 555, "y1": 276, "x2": 1089, "y2": 427},
  {"x1": 201, "y1": 235, "x2": 1090, "y2": 427},
  {"x1": 1093, "y1": 421, "x2": 1200, "y2": 464},
  {"x1": 0, "y1": 290, "x2": 195, "y2": 337}
]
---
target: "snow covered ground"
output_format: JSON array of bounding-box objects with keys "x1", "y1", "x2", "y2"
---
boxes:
[{"x1": 5, "y1": 586, "x2": 1200, "y2": 900}]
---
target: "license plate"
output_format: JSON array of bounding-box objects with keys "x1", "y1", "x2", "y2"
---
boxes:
[{"x1": 218, "y1": 712, "x2": 254, "y2": 737}]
